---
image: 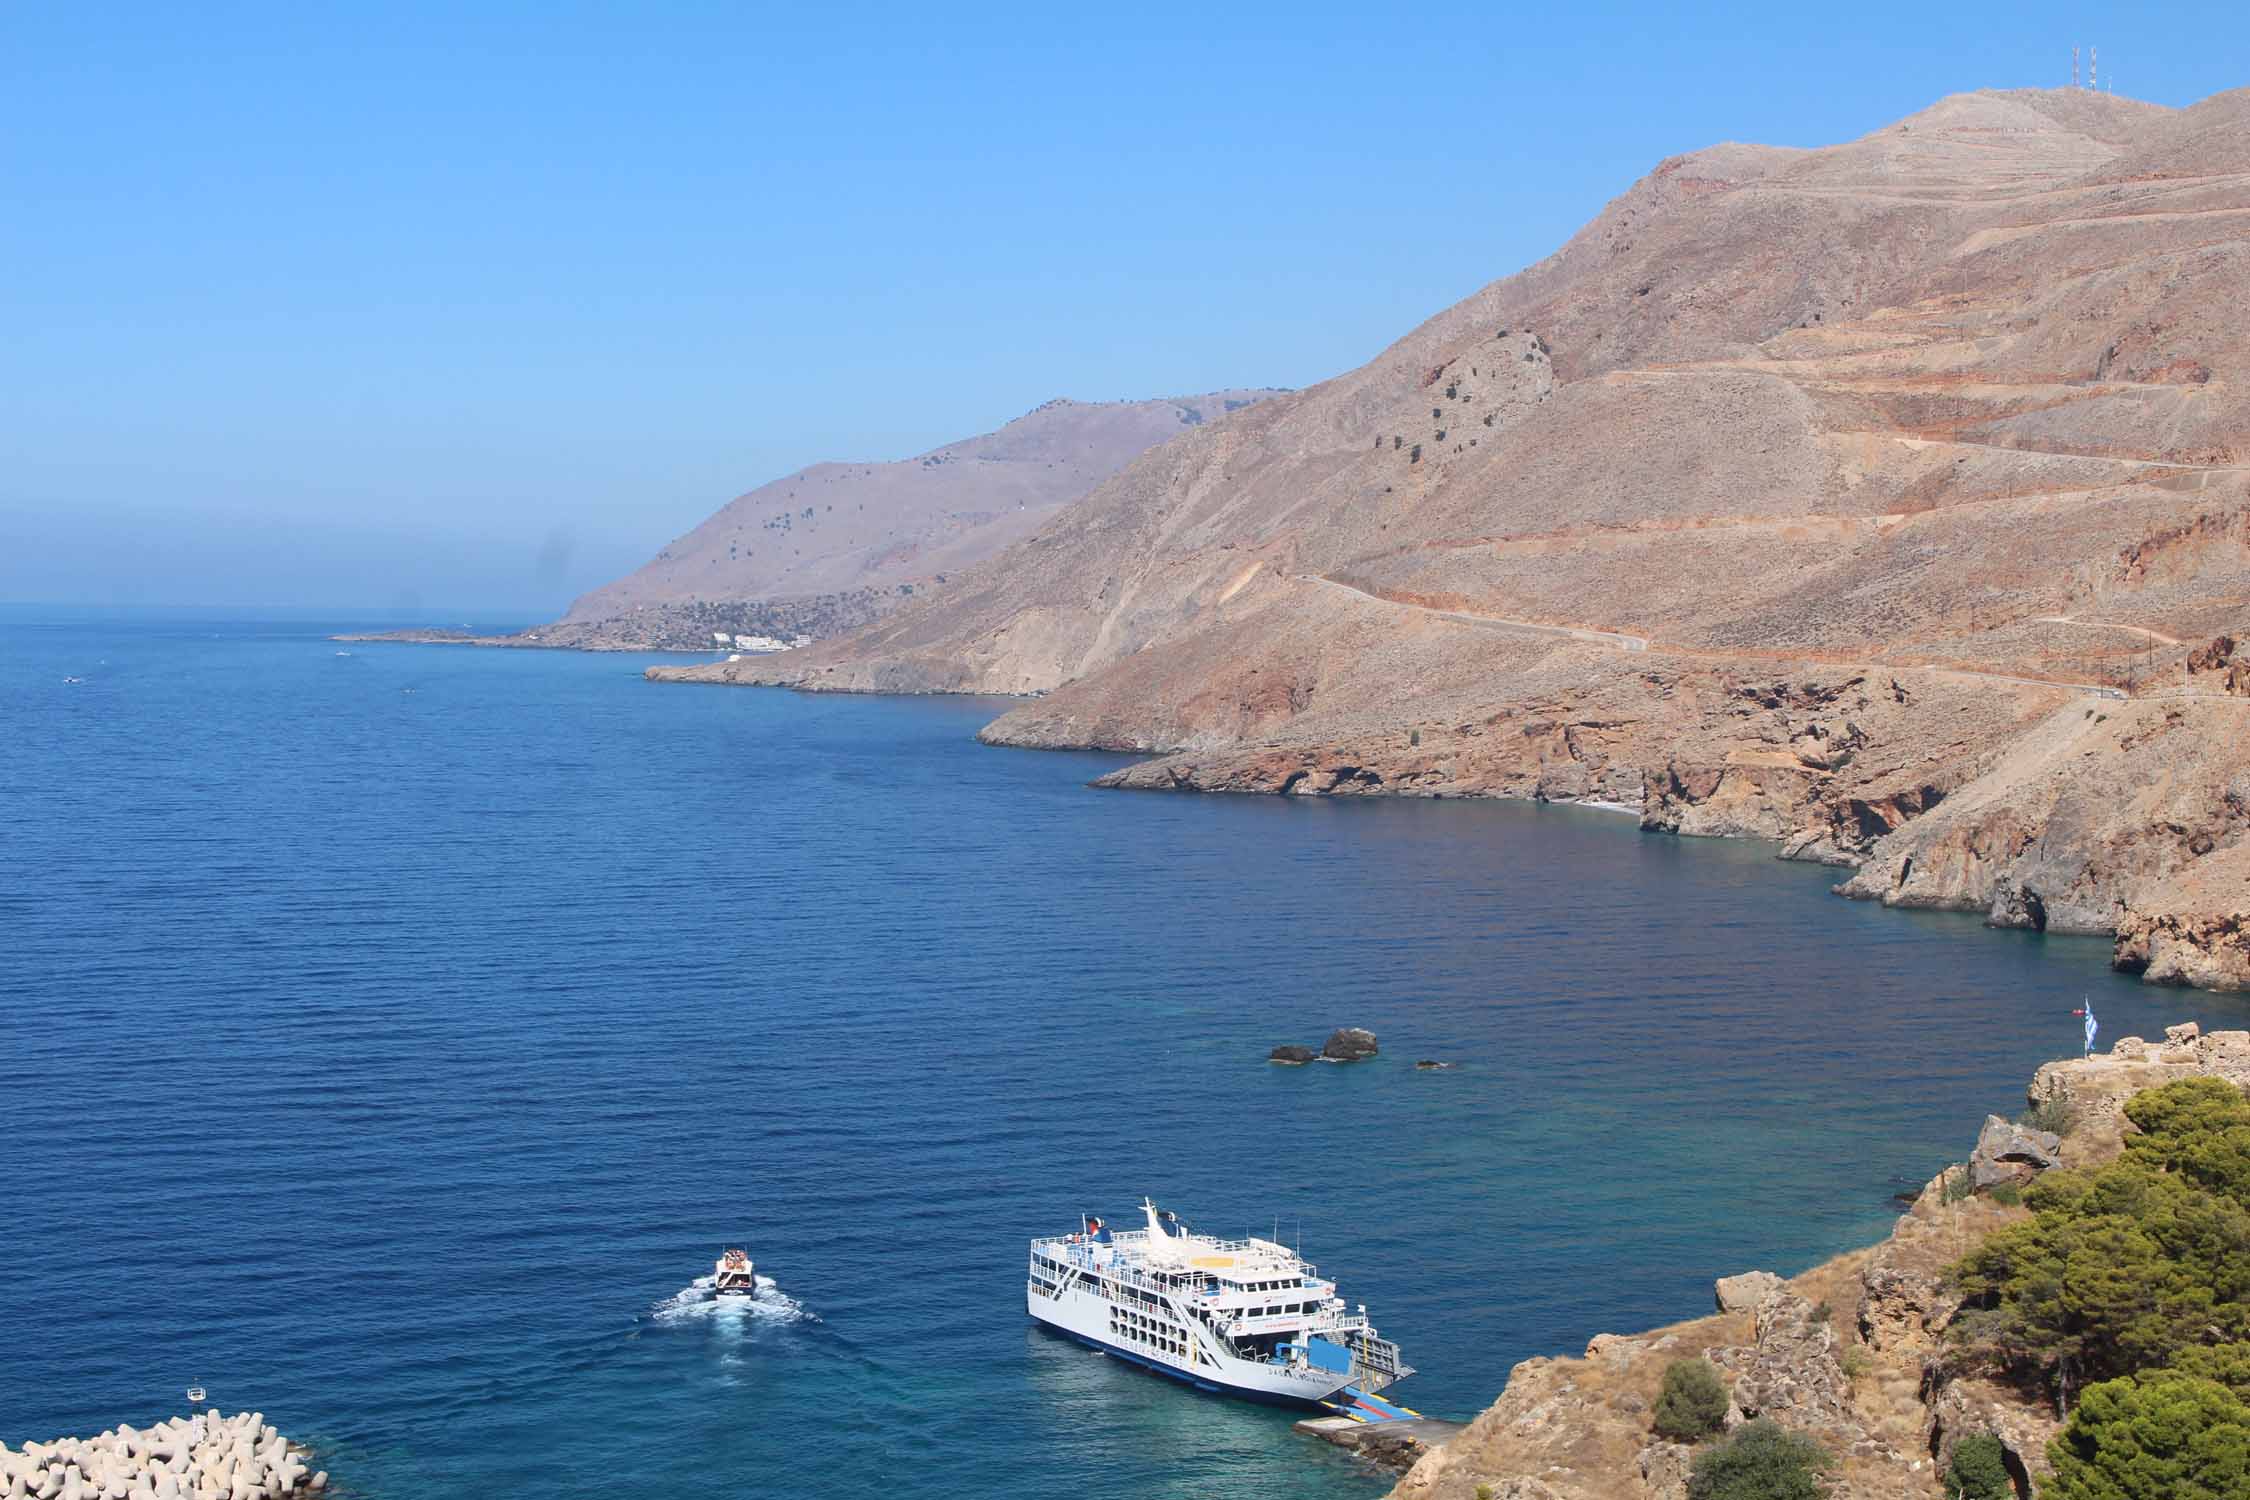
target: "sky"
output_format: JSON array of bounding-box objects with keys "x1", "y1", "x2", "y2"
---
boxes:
[{"x1": 2, "y1": 2, "x2": 2241, "y2": 615}]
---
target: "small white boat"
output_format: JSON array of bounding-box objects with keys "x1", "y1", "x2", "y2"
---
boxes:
[
  {"x1": 714, "y1": 1247, "x2": 758, "y2": 1295},
  {"x1": 62, "y1": 676, "x2": 84, "y2": 684}
]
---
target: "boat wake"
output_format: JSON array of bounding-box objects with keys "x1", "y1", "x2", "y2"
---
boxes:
[{"x1": 649, "y1": 1273, "x2": 816, "y2": 1328}]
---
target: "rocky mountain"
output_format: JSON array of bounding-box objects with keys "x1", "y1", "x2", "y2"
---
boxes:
[
  {"x1": 654, "y1": 87, "x2": 2250, "y2": 988},
  {"x1": 541, "y1": 391, "x2": 1280, "y2": 647}
]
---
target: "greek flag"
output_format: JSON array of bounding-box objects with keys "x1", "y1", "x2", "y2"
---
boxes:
[{"x1": 2080, "y1": 999, "x2": 2098, "y2": 1056}]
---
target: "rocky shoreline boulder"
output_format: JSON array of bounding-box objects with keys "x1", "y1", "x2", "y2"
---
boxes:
[
  {"x1": 1269, "y1": 1044, "x2": 1316, "y2": 1065},
  {"x1": 1966, "y1": 1114, "x2": 2062, "y2": 1189},
  {"x1": 1713, "y1": 1271, "x2": 1783, "y2": 1314}
]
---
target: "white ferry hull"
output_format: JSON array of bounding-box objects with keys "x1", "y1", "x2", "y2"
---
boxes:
[{"x1": 1026, "y1": 1282, "x2": 1354, "y2": 1406}]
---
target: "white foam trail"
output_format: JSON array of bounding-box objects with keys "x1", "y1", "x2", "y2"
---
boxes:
[{"x1": 649, "y1": 1273, "x2": 815, "y2": 1327}]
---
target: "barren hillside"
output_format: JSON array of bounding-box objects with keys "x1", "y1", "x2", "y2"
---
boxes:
[
  {"x1": 656, "y1": 88, "x2": 2250, "y2": 988},
  {"x1": 551, "y1": 391, "x2": 1279, "y2": 645}
]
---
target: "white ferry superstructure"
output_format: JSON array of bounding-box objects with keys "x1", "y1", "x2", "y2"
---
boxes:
[{"x1": 1025, "y1": 1200, "x2": 1412, "y2": 1407}]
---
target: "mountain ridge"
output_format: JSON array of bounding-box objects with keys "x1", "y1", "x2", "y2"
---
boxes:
[{"x1": 555, "y1": 388, "x2": 1285, "y2": 642}]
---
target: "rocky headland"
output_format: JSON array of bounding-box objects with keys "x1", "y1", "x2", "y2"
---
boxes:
[
  {"x1": 1376, "y1": 1024, "x2": 2250, "y2": 1500},
  {"x1": 649, "y1": 87, "x2": 2250, "y2": 991},
  {"x1": 346, "y1": 392, "x2": 1282, "y2": 654},
  {"x1": 3, "y1": 1410, "x2": 328, "y2": 1500}
]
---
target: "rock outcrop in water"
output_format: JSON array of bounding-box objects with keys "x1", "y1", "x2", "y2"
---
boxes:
[
  {"x1": 1380, "y1": 1028, "x2": 2250, "y2": 1500},
  {"x1": 2, "y1": 1411, "x2": 326, "y2": 1500},
  {"x1": 1322, "y1": 1027, "x2": 1379, "y2": 1061}
]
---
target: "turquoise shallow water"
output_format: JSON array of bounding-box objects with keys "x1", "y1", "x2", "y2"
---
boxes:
[{"x1": 6, "y1": 610, "x2": 2242, "y2": 1498}]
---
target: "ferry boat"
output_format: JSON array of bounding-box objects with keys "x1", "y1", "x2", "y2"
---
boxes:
[
  {"x1": 1026, "y1": 1200, "x2": 1412, "y2": 1407},
  {"x1": 713, "y1": 1247, "x2": 757, "y2": 1295}
]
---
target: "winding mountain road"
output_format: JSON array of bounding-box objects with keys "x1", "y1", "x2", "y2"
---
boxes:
[
  {"x1": 1299, "y1": 573, "x2": 2134, "y2": 699},
  {"x1": 1300, "y1": 574, "x2": 1650, "y2": 651},
  {"x1": 2033, "y1": 615, "x2": 2184, "y2": 646}
]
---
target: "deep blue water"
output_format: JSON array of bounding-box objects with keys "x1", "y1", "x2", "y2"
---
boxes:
[{"x1": 6, "y1": 611, "x2": 2243, "y2": 1498}]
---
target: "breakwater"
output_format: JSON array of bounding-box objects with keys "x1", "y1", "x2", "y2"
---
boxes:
[{"x1": 2, "y1": 1412, "x2": 327, "y2": 1500}]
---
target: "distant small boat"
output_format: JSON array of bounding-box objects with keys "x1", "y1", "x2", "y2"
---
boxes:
[
  {"x1": 714, "y1": 1247, "x2": 758, "y2": 1296},
  {"x1": 62, "y1": 676, "x2": 84, "y2": 684},
  {"x1": 335, "y1": 651, "x2": 353, "y2": 657}
]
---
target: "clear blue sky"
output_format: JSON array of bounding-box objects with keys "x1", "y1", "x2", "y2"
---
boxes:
[{"x1": 2, "y1": 2, "x2": 2237, "y2": 614}]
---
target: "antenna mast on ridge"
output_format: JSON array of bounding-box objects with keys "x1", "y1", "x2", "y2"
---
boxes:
[
  {"x1": 2091, "y1": 46, "x2": 2098, "y2": 91},
  {"x1": 2072, "y1": 47, "x2": 2079, "y2": 89}
]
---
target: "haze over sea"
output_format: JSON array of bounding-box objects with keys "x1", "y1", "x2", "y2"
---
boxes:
[{"x1": 7, "y1": 611, "x2": 2242, "y2": 1499}]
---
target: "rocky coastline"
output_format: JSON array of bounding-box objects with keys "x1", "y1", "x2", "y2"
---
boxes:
[
  {"x1": 647, "y1": 652, "x2": 2250, "y2": 995},
  {"x1": 1380, "y1": 1024, "x2": 2250, "y2": 1500},
  {"x1": 3, "y1": 1411, "x2": 328, "y2": 1500}
]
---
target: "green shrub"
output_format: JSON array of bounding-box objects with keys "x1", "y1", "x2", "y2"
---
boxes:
[
  {"x1": 1652, "y1": 1358, "x2": 1730, "y2": 1442},
  {"x1": 2167, "y1": 1343, "x2": 2250, "y2": 1402},
  {"x1": 2117, "y1": 1077, "x2": 2250, "y2": 1196},
  {"x1": 2020, "y1": 1093, "x2": 2078, "y2": 1138},
  {"x1": 1988, "y1": 1182, "x2": 2023, "y2": 1207},
  {"x1": 1943, "y1": 1433, "x2": 2012, "y2": 1499},
  {"x1": 1950, "y1": 1078, "x2": 2250, "y2": 1395},
  {"x1": 1685, "y1": 1419, "x2": 1830, "y2": 1500},
  {"x1": 1942, "y1": 1167, "x2": 1975, "y2": 1205},
  {"x1": 1840, "y1": 1347, "x2": 1870, "y2": 1381},
  {"x1": 2044, "y1": 1372, "x2": 2250, "y2": 1499}
]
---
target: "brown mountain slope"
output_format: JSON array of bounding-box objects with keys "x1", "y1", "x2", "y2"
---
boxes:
[
  {"x1": 547, "y1": 391, "x2": 1279, "y2": 646},
  {"x1": 655, "y1": 87, "x2": 2250, "y2": 987}
]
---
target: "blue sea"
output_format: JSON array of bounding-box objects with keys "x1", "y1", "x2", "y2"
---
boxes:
[{"x1": 6, "y1": 609, "x2": 2241, "y2": 1498}]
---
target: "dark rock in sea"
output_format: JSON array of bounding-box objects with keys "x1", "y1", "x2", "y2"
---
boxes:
[
  {"x1": 1269, "y1": 1044, "x2": 1316, "y2": 1065},
  {"x1": 1415, "y1": 1059, "x2": 1453, "y2": 1070},
  {"x1": 1321, "y1": 1027, "x2": 1378, "y2": 1062}
]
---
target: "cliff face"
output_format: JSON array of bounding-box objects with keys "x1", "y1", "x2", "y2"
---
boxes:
[
  {"x1": 652, "y1": 87, "x2": 2250, "y2": 988},
  {"x1": 1383, "y1": 1027, "x2": 2250, "y2": 1500}
]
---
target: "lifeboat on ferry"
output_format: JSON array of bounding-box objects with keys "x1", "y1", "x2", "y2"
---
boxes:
[{"x1": 713, "y1": 1247, "x2": 757, "y2": 1295}]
